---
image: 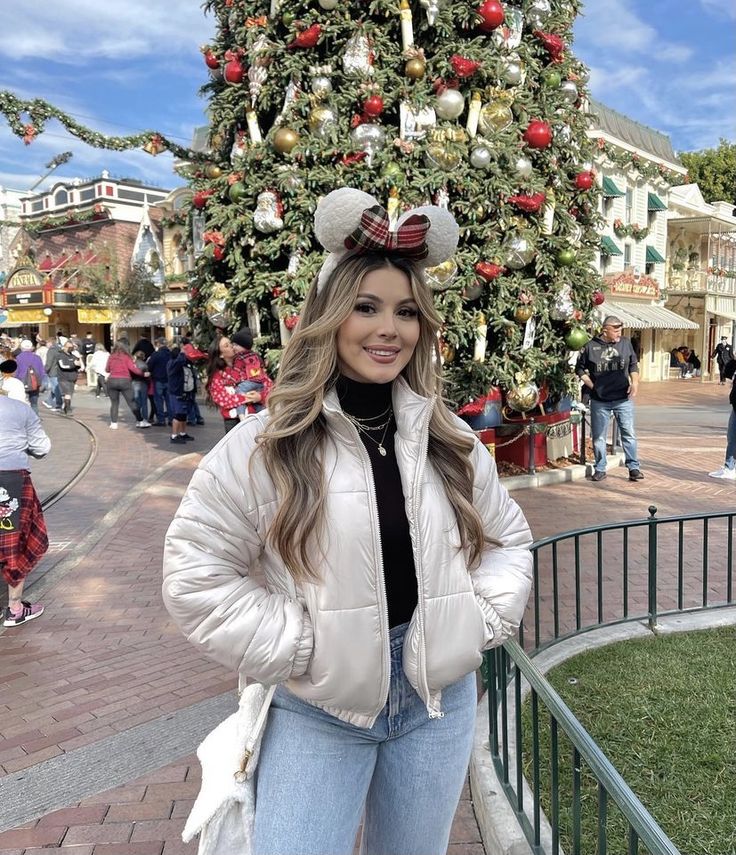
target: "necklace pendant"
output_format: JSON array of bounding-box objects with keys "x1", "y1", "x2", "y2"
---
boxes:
[{"x1": 378, "y1": 445, "x2": 387, "y2": 457}]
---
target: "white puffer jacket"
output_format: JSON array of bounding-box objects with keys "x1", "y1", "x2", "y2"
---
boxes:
[{"x1": 162, "y1": 378, "x2": 533, "y2": 728}]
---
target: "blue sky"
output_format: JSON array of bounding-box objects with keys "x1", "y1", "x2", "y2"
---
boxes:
[{"x1": 0, "y1": 0, "x2": 733, "y2": 196}]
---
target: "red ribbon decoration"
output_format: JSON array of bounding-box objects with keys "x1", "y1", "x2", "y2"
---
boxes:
[{"x1": 344, "y1": 205, "x2": 430, "y2": 260}]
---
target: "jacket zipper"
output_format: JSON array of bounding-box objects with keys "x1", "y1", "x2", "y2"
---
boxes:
[
  {"x1": 410, "y1": 401, "x2": 441, "y2": 718},
  {"x1": 339, "y1": 414, "x2": 391, "y2": 720}
]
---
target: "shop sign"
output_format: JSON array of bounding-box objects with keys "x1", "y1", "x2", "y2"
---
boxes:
[
  {"x1": 77, "y1": 308, "x2": 116, "y2": 323},
  {"x1": 604, "y1": 272, "x2": 660, "y2": 300},
  {"x1": 6, "y1": 290, "x2": 42, "y2": 306},
  {"x1": 5, "y1": 267, "x2": 42, "y2": 291},
  {"x1": 6, "y1": 307, "x2": 47, "y2": 324}
]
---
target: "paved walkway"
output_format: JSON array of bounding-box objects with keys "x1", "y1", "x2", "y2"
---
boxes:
[{"x1": 0, "y1": 380, "x2": 733, "y2": 854}]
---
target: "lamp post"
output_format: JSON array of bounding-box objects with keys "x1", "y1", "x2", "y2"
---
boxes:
[{"x1": 28, "y1": 151, "x2": 73, "y2": 194}]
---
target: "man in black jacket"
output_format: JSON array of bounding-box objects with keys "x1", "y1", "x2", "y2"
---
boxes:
[
  {"x1": 576, "y1": 315, "x2": 643, "y2": 483},
  {"x1": 147, "y1": 337, "x2": 171, "y2": 426},
  {"x1": 712, "y1": 336, "x2": 733, "y2": 385}
]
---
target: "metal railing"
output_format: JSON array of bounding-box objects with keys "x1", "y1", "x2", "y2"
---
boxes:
[{"x1": 485, "y1": 507, "x2": 736, "y2": 854}]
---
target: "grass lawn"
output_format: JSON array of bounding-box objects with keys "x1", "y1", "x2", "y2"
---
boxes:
[{"x1": 522, "y1": 627, "x2": 736, "y2": 855}]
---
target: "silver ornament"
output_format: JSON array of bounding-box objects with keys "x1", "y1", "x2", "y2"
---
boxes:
[
  {"x1": 318, "y1": 0, "x2": 339, "y2": 8},
  {"x1": 253, "y1": 190, "x2": 284, "y2": 234},
  {"x1": 513, "y1": 155, "x2": 533, "y2": 179},
  {"x1": 425, "y1": 258, "x2": 458, "y2": 291},
  {"x1": 350, "y1": 123, "x2": 386, "y2": 166},
  {"x1": 435, "y1": 89, "x2": 465, "y2": 120},
  {"x1": 526, "y1": 0, "x2": 551, "y2": 29},
  {"x1": 311, "y1": 75, "x2": 333, "y2": 98},
  {"x1": 559, "y1": 80, "x2": 579, "y2": 104},
  {"x1": 550, "y1": 284, "x2": 575, "y2": 321},
  {"x1": 420, "y1": 0, "x2": 445, "y2": 25},
  {"x1": 309, "y1": 105, "x2": 337, "y2": 140},
  {"x1": 470, "y1": 145, "x2": 492, "y2": 170},
  {"x1": 503, "y1": 231, "x2": 536, "y2": 270},
  {"x1": 504, "y1": 59, "x2": 524, "y2": 86},
  {"x1": 343, "y1": 32, "x2": 374, "y2": 76}
]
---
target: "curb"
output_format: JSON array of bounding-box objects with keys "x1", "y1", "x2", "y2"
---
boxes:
[
  {"x1": 470, "y1": 606, "x2": 736, "y2": 854},
  {"x1": 503, "y1": 452, "x2": 625, "y2": 492}
]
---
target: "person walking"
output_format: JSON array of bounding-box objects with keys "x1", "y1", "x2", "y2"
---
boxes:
[
  {"x1": 81, "y1": 332, "x2": 97, "y2": 388},
  {"x1": 165, "y1": 346, "x2": 195, "y2": 444},
  {"x1": 132, "y1": 351, "x2": 150, "y2": 422},
  {"x1": 105, "y1": 342, "x2": 152, "y2": 430},
  {"x1": 147, "y1": 337, "x2": 171, "y2": 426},
  {"x1": 13, "y1": 341, "x2": 46, "y2": 413},
  {"x1": 43, "y1": 337, "x2": 64, "y2": 411},
  {"x1": 56, "y1": 339, "x2": 83, "y2": 415},
  {"x1": 162, "y1": 188, "x2": 533, "y2": 855},
  {"x1": 0, "y1": 359, "x2": 27, "y2": 403},
  {"x1": 89, "y1": 343, "x2": 109, "y2": 397},
  {"x1": 712, "y1": 336, "x2": 733, "y2": 385},
  {"x1": 0, "y1": 394, "x2": 50, "y2": 627},
  {"x1": 576, "y1": 315, "x2": 643, "y2": 482},
  {"x1": 181, "y1": 340, "x2": 207, "y2": 426},
  {"x1": 132, "y1": 333, "x2": 155, "y2": 360},
  {"x1": 709, "y1": 361, "x2": 736, "y2": 480}
]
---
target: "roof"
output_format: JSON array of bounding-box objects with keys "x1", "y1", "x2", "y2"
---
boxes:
[
  {"x1": 589, "y1": 100, "x2": 681, "y2": 165},
  {"x1": 117, "y1": 307, "x2": 166, "y2": 328},
  {"x1": 604, "y1": 299, "x2": 698, "y2": 330}
]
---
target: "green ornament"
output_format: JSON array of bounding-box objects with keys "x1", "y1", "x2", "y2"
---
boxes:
[
  {"x1": 564, "y1": 326, "x2": 590, "y2": 350},
  {"x1": 282, "y1": 11, "x2": 295, "y2": 25},
  {"x1": 557, "y1": 248, "x2": 576, "y2": 266},
  {"x1": 543, "y1": 70, "x2": 562, "y2": 89},
  {"x1": 228, "y1": 181, "x2": 246, "y2": 203},
  {"x1": 381, "y1": 162, "x2": 403, "y2": 183}
]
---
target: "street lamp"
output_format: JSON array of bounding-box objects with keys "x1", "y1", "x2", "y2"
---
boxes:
[{"x1": 28, "y1": 151, "x2": 73, "y2": 193}]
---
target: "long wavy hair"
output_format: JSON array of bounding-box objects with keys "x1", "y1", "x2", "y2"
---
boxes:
[
  {"x1": 204, "y1": 336, "x2": 227, "y2": 405},
  {"x1": 257, "y1": 253, "x2": 488, "y2": 583}
]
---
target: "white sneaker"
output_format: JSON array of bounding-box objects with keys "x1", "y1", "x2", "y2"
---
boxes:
[
  {"x1": 136, "y1": 420, "x2": 152, "y2": 428},
  {"x1": 684, "y1": 373, "x2": 693, "y2": 378},
  {"x1": 708, "y1": 466, "x2": 736, "y2": 480},
  {"x1": 109, "y1": 422, "x2": 118, "y2": 430}
]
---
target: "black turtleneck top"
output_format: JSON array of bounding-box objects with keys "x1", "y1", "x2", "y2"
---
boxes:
[{"x1": 335, "y1": 375, "x2": 418, "y2": 628}]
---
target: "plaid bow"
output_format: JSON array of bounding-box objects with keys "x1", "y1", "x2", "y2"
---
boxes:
[{"x1": 344, "y1": 205, "x2": 430, "y2": 260}]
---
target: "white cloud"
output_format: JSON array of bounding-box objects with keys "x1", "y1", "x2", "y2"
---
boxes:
[
  {"x1": 0, "y1": 1, "x2": 214, "y2": 62},
  {"x1": 700, "y1": 0, "x2": 736, "y2": 20}
]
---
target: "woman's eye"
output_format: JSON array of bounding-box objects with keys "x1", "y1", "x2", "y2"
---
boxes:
[
  {"x1": 355, "y1": 303, "x2": 375, "y2": 314},
  {"x1": 398, "y1": 307, "x2": 419, "y2": 318}
]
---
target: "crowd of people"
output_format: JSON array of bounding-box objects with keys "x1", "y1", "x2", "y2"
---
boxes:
[{"x1": 0, "y1": 327, "x2": 273, "y2": 443}]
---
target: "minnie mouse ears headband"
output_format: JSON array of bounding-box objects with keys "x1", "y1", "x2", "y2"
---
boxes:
[{"x1": 313, "y1": 187, "x2": 460, "y2": 292}]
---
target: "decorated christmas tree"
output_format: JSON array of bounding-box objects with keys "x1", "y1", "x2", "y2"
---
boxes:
[{"x1": 0, "y1": 0, "x2": 603, "y2": 412}]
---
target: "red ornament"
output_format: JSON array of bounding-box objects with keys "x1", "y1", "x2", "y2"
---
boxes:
[
  {"x1": 287, "y1": 23, "x2": 322, "y2": 49},
  {"x1": 284, "y1": 314, "x2": 300, "y2": 331},
  {"x1": 575, "y1": 171, "x2": 595, "y2": 190},
  {"x1": 476, "y1": 0, "x2": 505, "y2": 31},
  {"x1": 341, "y1": 151, "x2": 368, "y2": 166},
  {"x1": 534, "y1": 30, "x2": 566, "y2": 64},
  {"x1": 192, "y1": 190, "x2": 213, "y2": 209},
  {"x1": 507, "y1": 192, "x2": 546, "y2": 213},
  {"x1": 213, "y1": 246, "x2": 225, "y2": 261},
  {"x1": 475, "y1": 261, "x2": 505, "y2": 281},
  {"x1": 523, "y1": 119, "x2": 553, "y2": 149},
  {"x1": 450, "y1": 54, "x2": 481, "y2": 78},
  {"x1": 202, "y1": 49, "x2": 219, "y2": 70},
  {"x1": 223, "y1": 56, "x2": 244, "y2": 84},
  {"x1": 363, "y1": 95, "x2": 384, "y2": 118},
  {"x1": 592, "y1": 290, "x2": 605, "y2": 306}
]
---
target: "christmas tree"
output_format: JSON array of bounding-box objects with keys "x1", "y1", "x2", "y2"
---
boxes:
[{"x1": 0, "y1": 0, "x2": 603, "y2": 411}]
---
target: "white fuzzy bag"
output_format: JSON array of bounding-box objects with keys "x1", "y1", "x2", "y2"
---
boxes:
[{"x1": 182, "y1": 683, "x2": 276, "y2": 855}]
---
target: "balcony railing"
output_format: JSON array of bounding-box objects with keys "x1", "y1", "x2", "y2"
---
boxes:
[{"x1": 667, "y1": 269, "x2": 736, "y2": 295}]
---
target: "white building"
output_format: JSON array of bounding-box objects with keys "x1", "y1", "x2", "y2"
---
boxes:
[{"x1": 0, "y1": 186, "x2": 24, "y2": 282}]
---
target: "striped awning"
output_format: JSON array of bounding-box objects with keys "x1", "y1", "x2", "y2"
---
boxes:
[
  {"x1": 167, "y1": 313, "x2": 189, "y2": 328},
  {"x1": 647, "y1": 192, "x2": 667, "y2": 212},
  {"x1": 117, "y1": 307, "x2": 166, "y2": 328},
  {"x1": 600, "y1": 235, "x2": 623, "y2": 256},
  {"x1": 604, "y1": 300, "x2": 698, "y2": 330},
  {"x1": 602, "y1": 177, "x2": 625, "y2": 198},
  {"x1": 646, "y1": 245, "x2": 666, "y2": 263}
]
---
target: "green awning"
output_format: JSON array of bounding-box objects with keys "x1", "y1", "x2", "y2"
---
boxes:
[
  {"x1": 648, "y1": 192, "x2": 667, "y2": 211},
  {"x1": 646, "y1": 245, "x2": 666, "y2": 263},
  {"x1": 602, "y1": 177, "x2": 625, "y2": 198},
  {"x1": 600, "y1": 235, "x2": 623, "y2": 256}
]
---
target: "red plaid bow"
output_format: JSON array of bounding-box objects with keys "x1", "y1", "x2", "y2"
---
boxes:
[{"x1": 344, "y1": 205, "x2": 430, "y2": 260}]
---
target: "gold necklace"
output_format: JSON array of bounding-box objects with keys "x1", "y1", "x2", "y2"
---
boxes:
[
  {"x1": 353, "y1": 414, "x2": 393, "y2": 456},
  {"x1": 346, "y1": 403, "x2": 392, "y2": 424},
  {"x1": 344, "y1": 412, "x2": 393, "y2": 432}
]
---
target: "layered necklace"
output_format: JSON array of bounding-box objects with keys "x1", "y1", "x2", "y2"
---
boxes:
[{"x1": 344, "y1": 404, "x2": 394, "y2": 457}]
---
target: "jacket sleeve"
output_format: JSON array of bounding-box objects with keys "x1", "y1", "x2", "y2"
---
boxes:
[
  {"x1": 25, "y1": 408, "x2": 51, "y2": 458},
  {"x1": 162, "y1": 426, "x2": 313, "y2": 684},
  {"x1": 467, "y1": 436, "x2": 534, "y2": 648},
  {"x1": 575, "y1": 345, "x2": 590, "y2": 378}
]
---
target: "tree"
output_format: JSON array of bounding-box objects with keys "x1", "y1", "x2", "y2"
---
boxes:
[
  {"x1": 0, "y1": 0, "x2": 605, "y2": 411},
  {"x1": 680, "y1": 140, "x2": 736, "y2": 206}
]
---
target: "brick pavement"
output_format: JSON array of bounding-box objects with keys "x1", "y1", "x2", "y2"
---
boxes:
[{"x1": 0, "y1": 380, "x2": 733, "y2": 854}]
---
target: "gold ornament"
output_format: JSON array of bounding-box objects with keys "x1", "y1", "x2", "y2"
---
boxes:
[
  {"x1": 478, "y1": 101, "x2": 513, "y2": 134},
  {"x1": 205, "y1": 164, "x2": 222, "y2": 179},
  {"x1": 507, "y1": 380, "x2": 540, "y2": 413},
  {"x1": 514, "y1": 305, "x2": 534, "y2": 323},
  {"x1": 309, "y1": 105, "x2": 337, "y2": 139},
  {"x1": 425, "y1": 258, "x2": 458, "y2": 291},
  {"x1": 405, "y1": 57, "x2": 426, "y2": 79},
  {"x1": 440, "y1": 341, "x2": 455, "y2": 363},
  {"x1": 206, "y1": 283, "x2": 229, "y2": 316},
  {"x1": 273, "y1": 127, "x2": 299, "y2": 153}
]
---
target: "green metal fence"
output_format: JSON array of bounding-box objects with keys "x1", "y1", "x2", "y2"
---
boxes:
[{"x1": 485, "y1": 506, "x2": 736, "y2": 855}]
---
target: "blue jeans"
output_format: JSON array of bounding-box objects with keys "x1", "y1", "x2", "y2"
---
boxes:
[
  {"x1": 590, "y1": 397, "x2": 640, "y2": 473},
  {"x1": 153, "y1": 380, "x2": 169, "y2": 424},
  {"x1": 725, "y1": 411, "x2": 736, "y2": 469},
  {"x1": 45, "y1": 375, "x2": 62, "y2": 408},
  {"x1": 187, "y1": 397, "x2": 203, "y2": 424},
  {"x1": 132, "y1": 381, "x2": 148, "y2": 421},
  {"x1": 253, "y1": 623, "x2": 477, "y2": 855}
]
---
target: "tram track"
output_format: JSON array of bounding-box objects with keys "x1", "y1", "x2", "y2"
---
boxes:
[{"x1": 39, "y1": 414, "x2": 98, "y2": 510}]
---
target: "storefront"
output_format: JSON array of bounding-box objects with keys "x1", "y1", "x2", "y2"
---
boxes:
[{"x1": 601, "y1": 272, "x2": 699, "y2": 381}]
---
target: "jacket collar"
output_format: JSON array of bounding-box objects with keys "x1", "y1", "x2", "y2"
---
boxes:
[{"x1": 323, "y1": 375, "x2": 435, "y2": 441}]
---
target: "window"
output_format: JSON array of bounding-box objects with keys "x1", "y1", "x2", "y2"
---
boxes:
[
  {"x1": 625, "y1": 188, "x2": 634, "y2": 223},
  {"x1": 624, "y1": 243, "x2": 632, "y2": 266},
  {"x1": 54, "y1": 189, "x2": 68, "y2": 206},
  {"x1": 645, "y1": 262, "x2": 655, "y2": 275},
  {"x1": 600, "y1": 253, "x2": 610, "y2": 272},
  {"x1": 79, "y1": 188, "x2": 95, "y2": 201},
  {"x1": 117, "y1": 189, "x2": 145, "y2": 202}
]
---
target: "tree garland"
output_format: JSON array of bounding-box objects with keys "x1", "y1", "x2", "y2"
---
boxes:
[
  {"x1": 0, "y1": 91, "x2": 209, "y2": 163},
  {"x1": 594, "y1": 137, "x2": 685, "y2": 185}
]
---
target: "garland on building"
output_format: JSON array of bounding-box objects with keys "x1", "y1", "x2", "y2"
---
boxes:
[
  {"x1": 613, "y1": 219, "x2": 649, "y2": 241},
  {"x1": 594, "y1": 137, "x2": 686, "y2": 185},
  {"x1": 20, "y1": 205, "x2": 112, "y2": 236},
  {"x1": 1, "y1": 0, "x2": 614, "y2": 410}
]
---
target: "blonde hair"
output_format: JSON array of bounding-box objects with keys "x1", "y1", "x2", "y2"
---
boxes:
[{"x1": 257, "y1": 254, "x2": 487, "y2": 583}]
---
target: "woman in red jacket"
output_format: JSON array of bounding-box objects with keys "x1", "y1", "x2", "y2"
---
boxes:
[
  {"x1": 106, "y1": 342, "x2": 152, "y2": 430},
  {"x1": 205, "y1": 335, "x2": 266, "y2": 434}
]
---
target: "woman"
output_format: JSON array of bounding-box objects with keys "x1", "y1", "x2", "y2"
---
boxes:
[
  {"x1": 204, "y1": 334, "x2": 261, "y2": 433},
  {"x1": 14, "y1": 341, "x2": 46, "y2": 413},
  {"x1": 89, "y1": 342, "x2": 109, "y2": 398},
  {"x1": 163, "y1": 189, "x2": 533, "y2": 855},
  {"x1": 106, "y1": 341, "x2": 151, "y2": 430},
  {"x1": 56, "y1": 339, "x2": 83, "y2": 415}
]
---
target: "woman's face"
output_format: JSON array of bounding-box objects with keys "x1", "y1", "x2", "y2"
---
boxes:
[
  {"x1": 336, "y1": 266, "x2": 421, "y2": 385},
  {"x1": 219, "y1": 336, "x2": 235, "y2": 362}
]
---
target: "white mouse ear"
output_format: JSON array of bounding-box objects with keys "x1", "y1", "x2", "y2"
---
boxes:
[
  {"x1": 396, "y1": 206, "x2": 459, "y2": 268},
  {"x1": 314, "y1": 188, "x2": 380, "y2": 253}
]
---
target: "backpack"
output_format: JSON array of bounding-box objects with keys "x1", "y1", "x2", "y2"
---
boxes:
[
  {"x1": 23, "y1": 366, "x2": 40, "y2": 392},
  {"x1": 182, "y1": 363, "x2": 196, "y2": 394}
]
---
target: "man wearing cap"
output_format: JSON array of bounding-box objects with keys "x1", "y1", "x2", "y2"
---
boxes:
[{"x1": 575, "y1": 315, "x2": 643, "y2": 483}]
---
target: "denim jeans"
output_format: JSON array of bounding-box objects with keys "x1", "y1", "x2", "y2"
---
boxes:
[
  {"x1": 590, "y1": 397, "x2": 640, "y2": 473},
  {"x1": 132, "y1": 380, "x2": 148, "y2": 421},
  {"x1": 253, "y1": 622, "x2": 477, "y2": 855},
  {"x1": 725, "y1": 411, "x2": 736, "y2": 469},
  {"x1": 153, "y1": 380, "x2": 169, "y2": 424},
  {"x1": 45, "y1": 375, "x2": 62, "y2": 408}
]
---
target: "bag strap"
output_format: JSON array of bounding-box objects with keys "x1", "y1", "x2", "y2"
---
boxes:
[{"x1": 235, "y1": 684, "x2": 277, "y2": 782}]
